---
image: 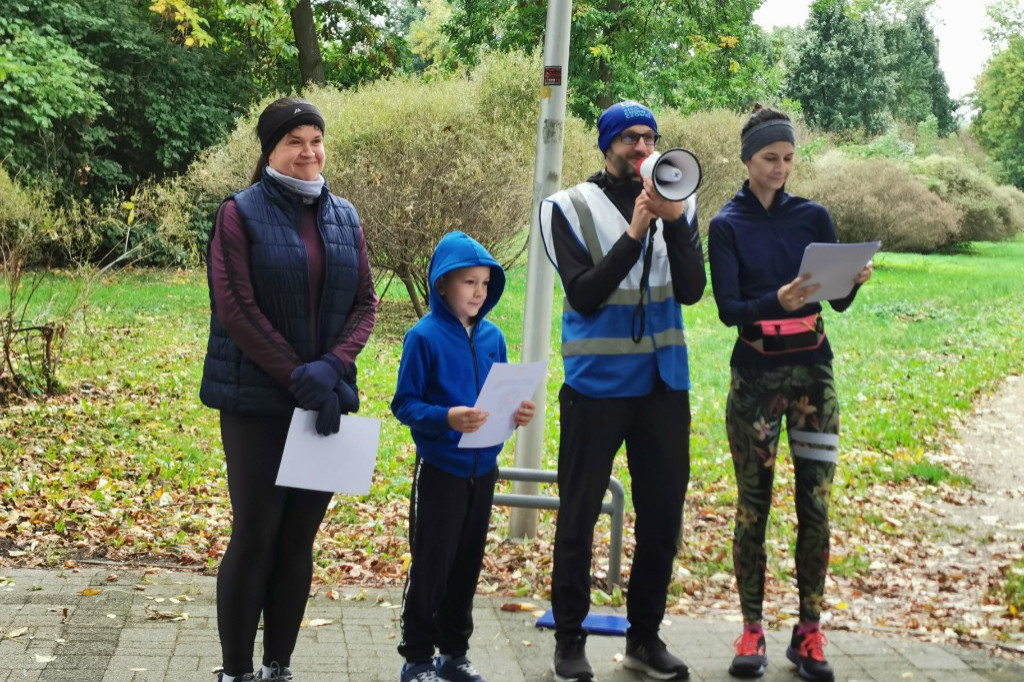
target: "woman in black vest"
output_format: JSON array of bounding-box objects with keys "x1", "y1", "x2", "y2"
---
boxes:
[{"x1": 200, "y1": 97, "x2": 378, "y2": 682}]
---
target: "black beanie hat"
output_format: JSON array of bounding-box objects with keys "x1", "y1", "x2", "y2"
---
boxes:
[{"x1": 256, "y1": 98, "x2": 326, "y2": 155}]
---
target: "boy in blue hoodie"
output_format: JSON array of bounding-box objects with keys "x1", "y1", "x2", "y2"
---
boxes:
[{"x1": 391, "y1": 231, "x2": 536, "y2": 682}]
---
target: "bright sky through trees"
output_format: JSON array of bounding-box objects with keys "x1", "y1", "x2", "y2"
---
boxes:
[{"x1": 754, "y1": 0, "x2": 990, "y2": 99}]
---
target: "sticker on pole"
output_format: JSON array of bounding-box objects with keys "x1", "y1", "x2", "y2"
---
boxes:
[{"x1": 543, "y1": 66, "x2": 562, "y2": 86}]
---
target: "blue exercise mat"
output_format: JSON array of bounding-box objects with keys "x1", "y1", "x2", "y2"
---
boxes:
[{"x1": 534, "y1": 609, "x2": 628, "y2": 636}]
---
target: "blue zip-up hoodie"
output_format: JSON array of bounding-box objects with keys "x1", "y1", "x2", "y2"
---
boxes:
[{"x1": 391, "y1": 231, "x2": 508, "y2": 478}]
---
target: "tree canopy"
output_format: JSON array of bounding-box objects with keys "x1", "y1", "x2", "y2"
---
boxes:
[
  {"x1": 0, "y1": 0, "x2": 256, "y2": 203},
  {"x1": 973, "y1": 35, "x2": 1024, "y2": 189}
]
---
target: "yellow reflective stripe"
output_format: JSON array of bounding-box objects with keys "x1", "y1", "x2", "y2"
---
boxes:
[
  {"x1": 563, "y1": 327, "x2": 687, "y2": 357},
  {"x1": 562, "y1": 283, "x2": 675, "y2": 313}
]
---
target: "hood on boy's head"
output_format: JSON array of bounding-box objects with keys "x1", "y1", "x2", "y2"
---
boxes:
[{"x1": 427, "y1": 231, "x2": 506, "y2": 321}]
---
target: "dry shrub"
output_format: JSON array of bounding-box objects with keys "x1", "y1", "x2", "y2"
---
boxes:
[
  {"x1": 910, "y1": 155, "x2": 1023, "y2": 243},
  {"x1": 159, "y1": 53, "x2": 552, "y2": 312},
  {"x1": 655, "y1": 109, "x2": 748, "y2": 221},
  {"x1": 650, "y1": 109, "x2": 820, "y2": 227},
  {"x1": 0, "y1": 167, "x2": 85, "y2": 398},
  {"x1": 0, "y1": 165, "x2": 58, "y2": 262},
  {"x1": 792, "y1": 152, "x2": 961, "y2": 253},
  {"x1": 310, "y1": 74, "x2": 533, "y2": 314},
  {"x1": 992, "y1": 184, "x2": 1024, "y2": 237}
]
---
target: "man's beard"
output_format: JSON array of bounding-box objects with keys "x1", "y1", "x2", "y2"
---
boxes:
[{"x1": 607, "y1": 150, "x2": 641, "y2": 180}]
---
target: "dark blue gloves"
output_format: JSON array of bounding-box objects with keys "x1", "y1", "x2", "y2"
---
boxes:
[
  {"x1": 315, "y1": 391, "x2": 342, "y2": 435},
  {"x1": 336, "y1": 377, "x2": 360, "y2": 414},
  {"x1": 290, "y1": 354, "x2": 359, "y2": 435},
  {"x1": 289, "y1": 354, "x2": 346, "y2": 410}
]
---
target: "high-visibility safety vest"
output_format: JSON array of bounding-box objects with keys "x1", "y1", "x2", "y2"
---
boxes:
[{"x1": 539, "y1": 182, "x2": 695, "y2": 398}]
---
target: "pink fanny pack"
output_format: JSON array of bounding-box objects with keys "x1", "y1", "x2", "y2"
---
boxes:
[{"x1": 739, "y1": 314, "x2": 825, "y2": 355}]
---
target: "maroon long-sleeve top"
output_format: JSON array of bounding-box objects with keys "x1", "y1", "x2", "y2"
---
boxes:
[{"x1": 208, "y1": 199, "x2": 378, "y2": 387}]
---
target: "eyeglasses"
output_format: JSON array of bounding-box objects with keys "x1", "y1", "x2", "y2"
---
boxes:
[{"x1": 618, "y1": 132, "x2": 661, "y2": 146}]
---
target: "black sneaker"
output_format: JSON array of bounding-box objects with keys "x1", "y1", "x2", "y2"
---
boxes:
[
  {"x1": 623, "y1": 636, "x2": 689, "y2": 680},
  {"x1": 552, "y1": 635, "x2": 594, "y2": 681},
  {"x1": 729, "y1": 629, "x2": 768, "y2": 678},
  {"x1": 256, "y1": 662, "x2": 293, "y2": 681},
  {"x1": 436, "y1": 655, "x2": 487, "y2": 682},
  {"x1": 785, "y1": 625, "x2": 835, "y2": 682}
]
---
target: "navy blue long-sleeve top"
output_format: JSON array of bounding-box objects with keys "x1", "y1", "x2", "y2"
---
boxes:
[{"x1": 708, "y1": 182, "x2": 860, "y2": 368}]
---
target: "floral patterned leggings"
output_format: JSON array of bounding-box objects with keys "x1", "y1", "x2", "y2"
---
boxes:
[{"x1": 725, "y1": 362, "x2": 839, "y2": 624}]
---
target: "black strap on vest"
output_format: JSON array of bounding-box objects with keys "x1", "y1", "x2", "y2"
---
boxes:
[{"x1": 631, "y1": 222, "x2": 657, "y2": 344}]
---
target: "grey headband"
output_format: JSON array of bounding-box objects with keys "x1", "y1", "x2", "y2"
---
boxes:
[{"x1": 740, "y1": 118, "x2": 796, "y2": 161}]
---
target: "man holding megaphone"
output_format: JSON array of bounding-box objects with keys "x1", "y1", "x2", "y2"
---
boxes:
[{"x1": 539, "y1": 101, "x2": 706, "y2": 682}]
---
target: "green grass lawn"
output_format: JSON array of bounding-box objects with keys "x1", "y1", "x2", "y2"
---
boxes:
[{"x1": 3, "y1": 237, "x2": 1024, "y2": 592}]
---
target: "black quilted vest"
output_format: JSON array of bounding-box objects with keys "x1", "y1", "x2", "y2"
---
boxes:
[{"x1": 200, "y1": 175, "x2": 361, "y2": 415}]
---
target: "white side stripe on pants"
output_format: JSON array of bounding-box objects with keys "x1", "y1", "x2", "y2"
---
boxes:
[{"x1": 789, "y1": 429, "x2": 839, "y2": 463}]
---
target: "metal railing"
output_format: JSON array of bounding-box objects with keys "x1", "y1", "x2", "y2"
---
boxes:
[{"x1": 493, "y1": 467, "x2": 625, "y2": 586}]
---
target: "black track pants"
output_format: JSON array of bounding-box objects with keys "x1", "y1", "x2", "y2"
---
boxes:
[
  {"x1": 551, "y1": 384, "x2": 691, "y2": 643},
  {"x1": 398, "y1": 458, "x2": 498, "y2": 663}
]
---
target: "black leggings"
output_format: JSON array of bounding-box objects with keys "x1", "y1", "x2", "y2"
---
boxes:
[{"x1": 217, "y1": 411, "x2": 333, "y2": 676}]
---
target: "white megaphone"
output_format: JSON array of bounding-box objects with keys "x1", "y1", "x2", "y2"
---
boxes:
[{"x1": 634, "y1": 148, "x2": 702, "y2": 201}]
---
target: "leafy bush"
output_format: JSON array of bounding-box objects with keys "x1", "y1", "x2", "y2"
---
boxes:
[
  {"x1": 0, "y1": 166, "x2": 55, "y2": 257},
  {"x1": 792, "y1": 152, "x2": 961, "y2": 252},
  {"x1": 910, "y1": 155, "x2": 1024, "y2": 242},
  {"x1": 842, "y1": 129, "x2": 916, "y2": 160}
]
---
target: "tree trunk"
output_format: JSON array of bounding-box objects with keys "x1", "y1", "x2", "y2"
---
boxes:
[
  {"x1": 290, "y1": 0, "x2": 326, "y2": 86},
  {"x1": 595, "y1": 0, "x2": 622, "y2": 111}
]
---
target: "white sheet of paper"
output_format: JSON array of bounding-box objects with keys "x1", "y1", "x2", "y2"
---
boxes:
[
  {"x1": 458, "y1": 361, "x2": 547, "y2": 449},
  {"x1": 275, "y1": 409, "x2": 381, "y2": 494},
  {"x1": 798, "y1": 241, "x2": 881, "y2": 303}
]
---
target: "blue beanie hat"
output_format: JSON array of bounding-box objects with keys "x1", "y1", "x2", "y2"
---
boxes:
[{"x1": 597, "y1": 101, "x2": 658, "y2": 153}]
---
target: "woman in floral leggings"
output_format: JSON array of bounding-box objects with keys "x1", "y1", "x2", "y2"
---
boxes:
[{"x1": 707, "y1": 106, "x2": 873, "y2": 682}]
